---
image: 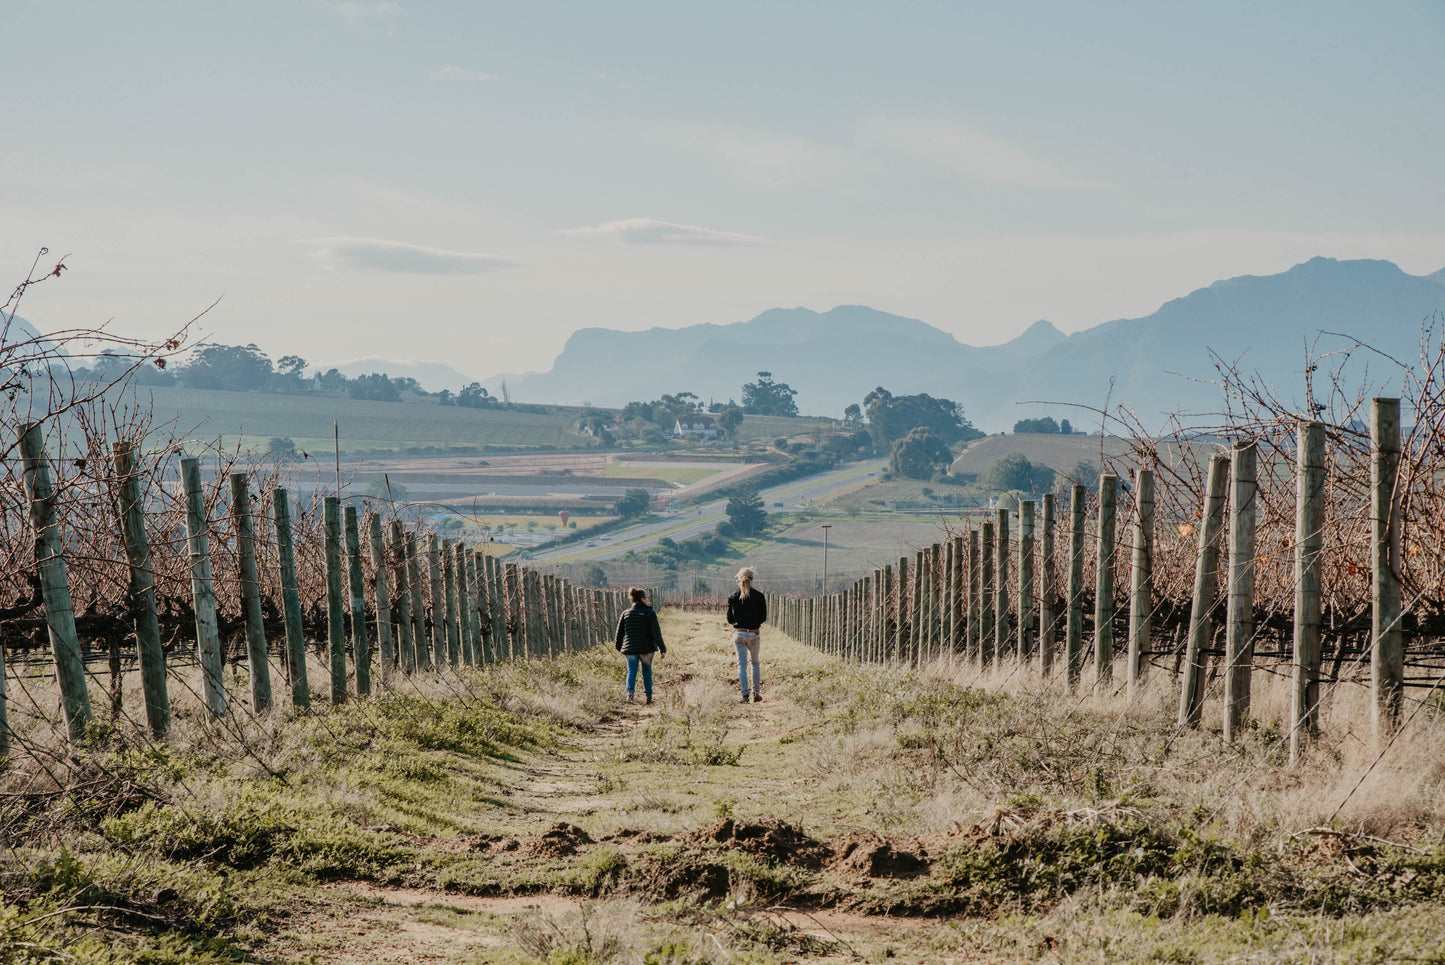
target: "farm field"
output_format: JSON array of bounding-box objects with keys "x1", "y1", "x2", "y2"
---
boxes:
[
  {"x1": 604, "y1": 460, "x2": 725, "y2": 485},
  {"x1": 813, "y1": 473, "x2": 983, "y2": 515},
  {"x1": 21, "y1": 613, "x2": 1445, "y2": 963}
]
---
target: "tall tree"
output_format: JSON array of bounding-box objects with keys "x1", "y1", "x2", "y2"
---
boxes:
[
  {"x1": 889, "y1": 427, "x2": 953, "y2": 479},
  {"x1": 725, "y1": 488, "x2": 767, "y2": 536},
  {"x1": 741, "y1": 372, "x2": 799, "y2": 417},
  {"x1": 864, "y1": 388, "x2": 982, "y2": 446}
]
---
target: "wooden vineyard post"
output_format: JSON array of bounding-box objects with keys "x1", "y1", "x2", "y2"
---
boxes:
[
  {"x1": 1224, "y1": 443, "x2": 1258, "y2": 741},
  {"x1": 1066, "y1": 485, "x2": 1086, "y2": 690},
  {"x1": 995, "y1": 509, "x2": 1010, "y2": 665},
  {"x1": 1040, "y1": 494, "x2": 1056, "y2": 677},
  {"x1": 181, "y1": 457, "x2": 226, "y2": 718},
  {"x1": 391, "y1": 521, "x2": 416, "y2": 674},
  {"x1": 1018, "y1": 500, "x2": 1035, "y2": 666},
  {"x1": 111, "y1": 442, "x2": 169, "y2": 736},
  {"x1": 407, "y1": 532, "x2": 428, "y2": 670},
  {"x1": 324, "y1": 496, "x2": 347, "y2": 703},
  {"x1": 1178, "y1": 454, "x2": 1231, "y2": 728},
  {"x1": 273, "y1": 490, "x2": 309, "y2": 708},
  {"x1": 230, "y1": 474, "x2": 273, "y2": 712},
  {"x1": 1127, "y1": 469, "x2": 1154, "y2": 697},
  {"x1": 1291, "y1": 422, "x2": 1326, "y2": 761},
  {"x1": 1094, "y1": 475, "x2": 1118, "y2": 689},
  {"x1": 910, "y1": 551, "x2": 924, "y2": 666},
  {"x1": 968, "y1": 528, "x2": 981, "y2": 661},
  {"x1": 504, "y1": 564, "x2": 521, "y2": 658},
  {"x1": 19, "y1": 424, "x2": 93, "y2": 739},
  {"x1": 1371, "y1": 398, "x2": 1403, "y2": 740},
  {"x1": 344, "y1": 507, "x2": 371, "y2": 695},
  {"x1": 427, "y1": 535, "x2": 446, "y2": 665},
  {"x1": 881, "y1": 564, "x2": 895, "y2": 663},
  {"x1": 488, "y1": 556, "x2": 511, "y2": 660},
  {"x1": 443, "y1": 540, "x2": 460, "y2": 667},
  {"x1": 947, "y1": 540, "x2": 959, "y2": 658},
  {"x1": 367, "y1": 513, "x2": 394, "y2": 685},
  {"x1": 981, "y1": 521, "x2": 995, "y2": 667},
  {"x1": 465, "y1": 549, "x2": 483, "y2": 665}
]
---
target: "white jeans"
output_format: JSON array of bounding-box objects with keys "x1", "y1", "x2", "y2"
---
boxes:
[{"x1": 734, "y1": 631, "x2": 760, "y2": 695}]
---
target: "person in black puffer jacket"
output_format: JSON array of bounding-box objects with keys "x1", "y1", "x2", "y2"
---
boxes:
[
  {"x1": 726, "y1": 567, "x2": 767, "y2": 703},
  {"x1": 615, "y1": 587, "x2": 666, "y2": 704}
]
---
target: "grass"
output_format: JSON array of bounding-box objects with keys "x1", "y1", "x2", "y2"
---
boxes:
[
  {"x1": 604, "y1": 462, "x2": 722, "y2": 485},
  {"x1": 16, "y1": 612, "x2": 1445, "y2": 962}
]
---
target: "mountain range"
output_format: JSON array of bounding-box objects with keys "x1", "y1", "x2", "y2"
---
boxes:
[{"x1": 483, "y1": 257, "x2": 1445, "y2": 431}]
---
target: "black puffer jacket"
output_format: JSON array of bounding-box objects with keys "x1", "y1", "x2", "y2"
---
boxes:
[
  {"x1": 726, "y1": 589, "x2": 767, "y2": 631},
  {"x1": 615, "y1": 603, "x2": 666, "y2": 655}
]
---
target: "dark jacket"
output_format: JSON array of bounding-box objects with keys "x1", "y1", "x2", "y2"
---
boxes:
[
  {"x1": 726, "y1": 589, "x2": 767, "y2": 631},
  {"x1": 615, "y1": 603, "x2": 666, "y2": 655}
]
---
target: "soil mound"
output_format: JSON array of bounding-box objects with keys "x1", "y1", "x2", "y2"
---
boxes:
[
  {"x1": 627, "y1": 854, "x2": 731, "y2": 901},
  {"x1": 520, "y1": 822, "x2": 595, "y2": 857},
  {"x1": 687, "y1": 818, "x2": 829, "y2": 868},
  {"x1": 828, "y1": 831, "x2": 929, "y2": 880}
]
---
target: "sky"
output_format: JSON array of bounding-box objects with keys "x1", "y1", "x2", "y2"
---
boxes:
[{"x1": 4, "y1": 0, "x2": 1445, "y2": 385}]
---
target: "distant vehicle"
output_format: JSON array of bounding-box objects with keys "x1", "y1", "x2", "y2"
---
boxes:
[
  {"x1": 773, "y1": 502, "x2": 784, "y2": 507},
  {"x1": 600, "y1": 535, "x2": 611, "y2": 541},
  {"x1": 585, "y1": 540, "x2": 597, "y2": 547}
]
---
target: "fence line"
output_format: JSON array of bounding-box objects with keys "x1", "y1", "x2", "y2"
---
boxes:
[
  {"x1": 774, "y1": 402, "x2": 1441, "y2": 761},
  {"x1": 4, "y1": 429, "x2": 656, "y2": 752}
]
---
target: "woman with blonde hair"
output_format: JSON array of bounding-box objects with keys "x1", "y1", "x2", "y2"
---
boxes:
[{"x1": 726, "y1": 567, "x2": 767, "y2": 703}]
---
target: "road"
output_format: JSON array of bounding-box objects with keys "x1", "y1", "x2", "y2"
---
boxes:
[{"x1": 529, "y1": 458, "x2": 885, "y2": 564}]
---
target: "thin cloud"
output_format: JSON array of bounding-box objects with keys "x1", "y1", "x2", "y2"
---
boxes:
[
  {"x1": 861, "y1": 117, "x2": 1101, "y2": 190},
  {"x1": 301, "y1": 237, "x2": 518, "y2": 274},
  {"x1": 430, "y1": 65, "x2": 496, "y2": 83},
  {"x1": 325, "y1": 1, "x2": 403, "y2": 22},
  {"x1": 677, "y1": 130, "x2": 850, "y2": 191},
  {"x1": 565, "y1": 218, "x2": 765, "y2": 246}
]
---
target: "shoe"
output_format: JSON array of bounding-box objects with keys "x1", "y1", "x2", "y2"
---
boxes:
[
  {"x1": 645, "y1": 696, "x2": 653, "y2": 705},
  {"x1": 740, "y1": 694, "x2": 750, "y2": 704},
  {"x1": 752, "y1": 693, "x2": 762, "y2": 703},
  {"x1": 626, "y1": 694, "x2": 635, "y2": 703}
]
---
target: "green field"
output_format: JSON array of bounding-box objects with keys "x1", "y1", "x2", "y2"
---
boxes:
[
  {"x1": 951, "y1": 431, "x2": 1134, "y2": 475},
  {"x1": 603, "y1": 461, "x2": 723, "y2": 484},
  {"x1": 127, "y1": 385, "x2": 840, "y2": 455}
]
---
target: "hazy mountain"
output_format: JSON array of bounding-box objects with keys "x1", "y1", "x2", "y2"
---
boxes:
[
  {"x1": 317, "y1": 357, "x2": 480, "y2": 393},
  {"x1": 487, "y1": 258, "x2": 1445, "y2": 430}
]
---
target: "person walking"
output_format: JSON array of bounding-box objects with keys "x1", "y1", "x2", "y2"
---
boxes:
[
  {"x1": 615, "y1": 587, "x2": 665, "y2": 704},
  {"x1": 726, "y1": 567, "x2": 767, "y2": 703}
]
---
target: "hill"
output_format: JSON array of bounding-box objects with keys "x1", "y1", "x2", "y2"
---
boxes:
[
  {"x1": 316, "y1": 357, "x2": 479, "y2": 393},
  {"x1": 486, "y1": 258, "x2": 1445, "y2": 431}
]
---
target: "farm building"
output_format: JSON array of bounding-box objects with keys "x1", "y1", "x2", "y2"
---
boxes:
[{"x1": 674, "y1": 415, "x2": 719, "y2": 438}]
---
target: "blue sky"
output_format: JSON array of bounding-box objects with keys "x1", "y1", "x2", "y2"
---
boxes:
[{"x1": 4, "y1": 0, "x2": 1443, "y2": 383}]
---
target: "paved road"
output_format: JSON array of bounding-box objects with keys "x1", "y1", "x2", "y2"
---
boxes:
[{"x1": 529, "y1": 458, "x2": 886, "y2": 564}]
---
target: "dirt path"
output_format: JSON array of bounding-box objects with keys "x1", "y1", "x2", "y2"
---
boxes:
[{"x1": 284, "y1": 611, "x2": 964, "y2": 964}]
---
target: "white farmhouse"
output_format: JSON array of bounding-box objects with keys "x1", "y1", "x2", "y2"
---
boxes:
[{"x1": 674, "y1": 414, "x2": 719, "y2": 438}]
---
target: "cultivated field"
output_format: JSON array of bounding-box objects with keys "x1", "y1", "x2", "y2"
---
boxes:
[{"x1": 950, "y1": 432, "x2": 1134, "y2": 476}]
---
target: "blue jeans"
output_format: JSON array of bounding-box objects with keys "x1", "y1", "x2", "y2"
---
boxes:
[
  {"x1": 625, "y1": 652, "x2": 654, "y2": 697},
  {"x1": 734, "y1": 632, "x2": 760, "y2": 695}
]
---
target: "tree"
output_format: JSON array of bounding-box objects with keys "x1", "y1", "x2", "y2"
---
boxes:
[
  {"x1": 864, "y1": 388, "x2": 982, "y2": 446},
  {"x1": 1012, "y1": 416, "x2": 1060, "y2": 434},
  {"x1": 581, "y1": 563, "x2": 608, "y2": 587},
  {"x1": 980, "y1": 453, "x2": 1055, "y2": 493},
  {"x1": 615, "y1": 488, "x2": 651, "y2": 518},
  {"x1": 268, "y1": 436, "x2": 298, "y2": 458},
  {"x1": 725, "y1": 488, "x2": 767, "y2": 536},
  {"x1": 348, "y1": 372, "x2": 400, "y2": 402},
  {"x1": 741, "y1": 371, "x2": 799, "y2": 417},
  {"x1": 458, "y1": 382, "x2": 494, "y2": 408},
  {"x1": 1067, "y1": 460, "x2": 1100, "y2": 491},
  {"x1": 363, "y1": 478, "x2": 411, "y2": 502},
  {"x1": 889, "y1": 427, "x2": 953, "y2": 479},
  {"x1": 715, "y1": 405, "x2": 744, "y2": 436},
  {"x1": 180, "y1": 343, "x2": 274, "y2": 391},
  {"x1": 1060, "y1": 418, "x2": 1075, "y2": 435},
  {"x1": 843, "y1": 403, "x2": 863, "y2": 425}
]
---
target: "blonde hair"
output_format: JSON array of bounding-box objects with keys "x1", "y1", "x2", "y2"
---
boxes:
[{"x1": 735, "y1": 567, "x2": 755, "y2": 599}]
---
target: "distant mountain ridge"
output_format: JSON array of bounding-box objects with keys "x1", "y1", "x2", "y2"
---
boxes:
[{"x1": 485, "y1": 257, "x2": 1445, "y2": 430}]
